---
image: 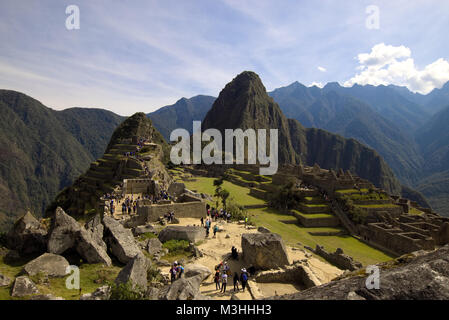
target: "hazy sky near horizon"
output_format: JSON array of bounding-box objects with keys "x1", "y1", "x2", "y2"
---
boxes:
[{"x1": 0, "y1": 1, "x2": 448, "y2": 115}]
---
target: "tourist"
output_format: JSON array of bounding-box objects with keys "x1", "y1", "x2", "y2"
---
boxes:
[
  {"x1": 231, "y1": 246, "x2": 238, "y2": 260},
  {"x1": 233, "y1": 272, "x2": 240, "y2": 292},
  {"x1": 240, "y1": 269, "x2": 248, "y2": 292},
  {"x1": 177, "y1": 263, "x2": 184, "y2": 279},
  {"x1": 244, "y1": 217, "x2": 248, "y2": 228},
  {"x1": 170, "y1": 265, "x2": 177, "y2": 283},
  {"x1": 214, "y1": 270, "x2": 221, "y2": 290},
  {"x1": 213, "y1": 224, "x2": 218, "y2": 237},
  {"x1": 223, "y1": 261, "x2": 230, "y2": 275},
  {"x1": 220, "y1": 272, "x2": 228, "y2": 293},
  {"x1": 200, "y1": 217, "x2": 204, "y2": 227}
]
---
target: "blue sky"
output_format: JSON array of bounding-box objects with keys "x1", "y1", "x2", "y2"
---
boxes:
[{"x1": 0, "y1": 0, "x2": 448, "y2": 115}]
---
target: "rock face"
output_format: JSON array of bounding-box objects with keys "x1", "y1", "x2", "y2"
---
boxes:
[
  {"x1": 436, "y1": 222, "x2": 449, "y2": 245},
  {"x1": 115, "y1": 254, "x2": 150, "y2": 290},
  {"x1": 85, "y1": 214, "x2": 107, "y2": 251},
  {"x1": 80, "y1": 285, "x2": 111, "y2": 300},
  {"x1": 6, "y1": 211, "x2": 47, "y2": 255},
  {"x1": 268, "y1": 245, "x2": 449, "y2": 300},
  {"x1": 168, "y1": 182, "x2": 186, "y2": 197},
  {"x1": 257, "y1": 226, "x2": 271, "y2": 233},
  {"x1": 0, "y1": 273, "x2": 11, "y2": 287},
  {"x1": 22, "y1": 253, "x2": 70, "y2": 277},
  {"x1": 47, "y1": 207, "x2": 112, "y2": 266},
  {"x1": 241, "y1": 233, "x2": 289, "y2": 270},
  {"x1": 132, "y1": 224, "x2": 156, "y2": 237},
  {"x1": 158, "y1": 226, "x2": 206, "y2": 243},
  {"x1": 11, "y1": 276, "x2": 39, "y2": 297},
  {"x1": 147, "y1": 238, "x2": 163, "y2": 256},
  {"x1": 158, "y1": 274, "x2": 203, "y2": 300},
  {"x1": 103, "y1": 216, "x2": 141, "y2": 264},
  {"x1": 184, "y1": 264, "x2": 212, "y2": 281}
]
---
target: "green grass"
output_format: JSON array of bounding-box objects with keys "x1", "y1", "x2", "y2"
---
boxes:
[
  {"x1": 0, "y1": 256, "x2": 122, "y2": 300},
  {"x1": 292, "y1": 210, "x2": 334, "y2": 219},
  {"x1": 248, "y1": 208, "x2": 394, "y2": 266},
  {"x1": 301, "y1": 203, "x2": 328, "y2": 208},
  {"x1": 408, "y1": 207, "x2": 424, "y2": 215},
  {"x1": 182, "y1": 176, "x2": 266, "y2": 207},
  {"x1": 335, "y1": 189, "x2": 369, "y2": 194},
  {"x1": 357, "y1": 204, "x2": 400, "y2": 208}
]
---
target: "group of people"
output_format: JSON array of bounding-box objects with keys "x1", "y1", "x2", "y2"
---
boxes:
[
  {"x1": 213, "y1": 261, "x2": 249, "y2": 294},
  {"x1": 122, "y1": 196, "x2": 138, "y2": 215},
  {"x1": 206, "y1": 206, "x2": 232, "y2": 222},
  {"x1": 164, "y1": 211, "x2": 175, "y2": 223},
  {"x1": 169, "y1": 261, "x2": 184, "y2": 283}
]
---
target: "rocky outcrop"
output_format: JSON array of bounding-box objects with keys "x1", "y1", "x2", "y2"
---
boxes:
[
  {"x1": 30, "y1": 294, "x2": 65, "y2": 300},
  {"x1": 158, "y1": 226, "x2": 206, "y2": 243},
  {"x1": 80, "y1": 285, "x2": 111, "y2": 300},
  {"x1": 115, "y1": 254, "x2": 150, "y2": 290},
  {"x1": 168, "y1": 182, "x2": 185, "y2": 197},
  {"x1": 22, "y1": 253, "x2": 70, "y2": 277},
  {"x1": 267, "y1": 245, "x2": 449, "y2": 300},
  {"x1": 184, "y1": 264, "x2": 211, "y2": 281},
  {"x1": 6, "y1": 212, "x2": 47, "y2": 256},
  {"x1": 147, "y1": 238, "x2": 163, "y2": 256},
  {"x1": 436, "y1": 222, "x2": 449, "y2": 245},
  {"x1": 241, "y1": 233, "x2": 289, "y2": 270},
  {"x1": 85, "y1": 214, "x2": 107, "y2": 251},
  {"x1": 314, "y1": 245, "x2": 363, "y2": 271},
  {"x1": 103, "y1": 216, "x2": 141, "y2": 264},
  {"x1": 47, "y1": 207, "x2": 112, "y2": 266},
  {"x1": 0, "y1": 273, "x2": 11, "y2": 287},
  {"x1": 132, "y1": 224, "x2": 156, "y2": 237},
  {"x1": 158, "y1": 274, "x2": 203, "y2": 300},
  {"x1": 257, "y1": 226, "x2": 271, "y2": 233},
  {"x1": 11, "y1": 276, "x2": 39, "y2": 297}
]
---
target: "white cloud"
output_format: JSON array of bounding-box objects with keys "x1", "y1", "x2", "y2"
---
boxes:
[
  {"x1": 318, "y1": 66, "x2": 327, "y2": 72},
  {"x1": 309, "y1": 82, "x2": 324, "y2": 88},
  {"x1": 344, "y1": 43, "x2": 449, "y2": 94}
]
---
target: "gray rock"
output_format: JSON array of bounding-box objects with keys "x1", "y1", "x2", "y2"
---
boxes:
[
  {"x1": 76, "y1": 228, "x2": 112, "y2": 266},
  {"x1": 158, "y1": 226, "x2": 206, "y2": 243},
  {"x1": 268, "y1": 244, "x2": 449, "y2": 300},
  {"x1": 157, "y1": 259, "x2": 171, "y2": 267},
  {"x1": 145, "y1": 286, "x2": 160, "y2": 300},
  {"x1": 47, "y1": 207, "x2": 111, "y2": 266},
  {"x1": 168, "y1": 182, "x2": 185, "y2": 197},
  {"x1": 133, "y1": 224, "x2": 156, "y2": 237},
  {"x1": 0, "y1": 273, "x2": 11, "y2": 287},
  {"x1": 11, "y1": 276, "x2": 39, "y2": 297},
  {"x1": 147, "y1": 238, "x2": 163, "y2": 256},
  {"x1": 22, "y1": 253, "x2": 70, "y2": 277},
  {"x1": 184, "y1": 264, "x2": 212, "y2": 281},
  {"x1": 103, "y1": 216, "x2": 141, "y2": 264},
  {"x1": 6, "y1": 212, "x2": 47, "y2": 255},
  {"x1": 80, "y1": 285, "x2": 111, "y2": 300},
  {"x1": 85, "y1": 214, "x2": 107, "y2": 251},
  {"x1": 158, "y1": 274, "x2": 203, "y2": 300},
  {"x1": 230, "y1": 293, "x2": 240, "y2": 300},
  {"x1": 30, "y1": 294, "x2": 65, "y2": 300},
  {"x1": 241, "y1": 233, "x2": 289, "y2": 270},
  {"x1": 257, "y1": 226, "x2": 271, "y2": 233},
  {"x1": 115, "y1": 254, "x2": 150, "y2": 291}
]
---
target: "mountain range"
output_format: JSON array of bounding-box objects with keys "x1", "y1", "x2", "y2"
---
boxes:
[{"x1": 1, "y1": 73, "x2": 449, "y2": 230}]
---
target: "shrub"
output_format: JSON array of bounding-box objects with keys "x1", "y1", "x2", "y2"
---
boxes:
[
  {"x1": 138, "y1": 232, "x2": 157, "y2": 242},
  {"x1": 268, "y1": 182, "x2": 301, "y2": 210},
  {"x1": 226, "y1": 198, "x2": 248, "y2": 221},
  {"x1": 147, "y1": 264, "x2": 163, "y2": 283},
  {"x1": 109, "y1": 281, "x2": 145, "y2": 300},
  {"x1": 162, "y1": 239, "x2": 190, "y2": 255}
]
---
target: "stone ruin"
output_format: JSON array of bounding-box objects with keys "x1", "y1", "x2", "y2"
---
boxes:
[{"x1": 313, "y1": 245, "x2": 362, "y2": 271}]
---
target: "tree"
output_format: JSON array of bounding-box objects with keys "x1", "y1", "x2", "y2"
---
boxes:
[
  {"x1": 219, "y1": 189, "x2": 230, "y2": 209},
  {"x1": 213, "y1": 177, "x2": 224, "y2": 208}
]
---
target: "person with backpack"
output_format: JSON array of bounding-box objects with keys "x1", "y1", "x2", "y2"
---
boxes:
[
  {"x1": 170, "y1": 265, "x2": 177, "y2": 283},
  {"x1": 220, "y1": 272, "x2": 228, "y2": 293},
  {"x1": 233, "y1": 272, "x2": 240, "y2": 292},
  {"x1": 213, "y1": 224, "x2": 219, "y2": 238},
  {"x1": 214, "y1": 270, "x2": 221, "y2": 290},
  {"x1": 240, "y1": 269, "x2": 248, "y2": 292},
  {"x1": 177, "y1": 264, "x2": 184, "y2": 279}
]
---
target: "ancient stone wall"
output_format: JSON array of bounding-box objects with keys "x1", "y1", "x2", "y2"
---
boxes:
[{"x1": 313, "y1": 245, "x2": 362, "y2": 271}]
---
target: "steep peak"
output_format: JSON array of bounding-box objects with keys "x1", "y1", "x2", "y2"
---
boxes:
[{"x1": 323, "y1": 82, "x2": 342, "y2": 91}]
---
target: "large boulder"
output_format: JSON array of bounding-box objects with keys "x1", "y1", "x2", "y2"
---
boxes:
[
  {"x1": 184, "y1": 264, "x2": 211, "y2": 281},
  {"x1": 6, "y1": 212, "x2": 47, "y2": 255},
  {"x1": 30, "y1": 294, "x2": 64, "y2": 300},
  {"x1": 47, "y1": 207, "x2": 112, "y2": 266},
  {"x1": 268, "y1": 245, "x2": 449, "y2": 300},
  {"x1": 103, "y1": 216, "x2": 141, "y2": 264},
  {"x1": 85, "y1": 214, "x2": 107, "y2": 251},
  {"x1": 132, "y1": 224, "x2": 156, "y2": 237},
  {"x1": 22, "y1": 253, "x2": 70, "y2": 277},
  {"x1": 11, "y1": 276, "x2": 39, "y2": 297},
  {"x1": 168, "y1": 182, "x2": 185, "y2": 197},
  {"x1": 157, "y1": 274, "x2": 203, "y2": 300},
  {"x1": 241, "y1": 233, "x2": 289, "y2": 270},
  {"x1": 0, "y1": 273, "x2": 11, "y2": 287},
  {"x1": 147, "y1": 238, "x2": 163, "y2": 256},
  {"x1": 115, "y1": 254, "x2": 150, "y2": 291},
  {"x1": 158, "y1": 226, "x2": 206, "y2": 243},
  {"x1": 436, "y1": 222, "x2": 449, "y2": 245}
]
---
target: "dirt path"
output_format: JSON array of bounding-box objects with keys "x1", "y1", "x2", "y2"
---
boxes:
[{"x1": 160, "y1": 218, "x2": 343, "y2": 300}]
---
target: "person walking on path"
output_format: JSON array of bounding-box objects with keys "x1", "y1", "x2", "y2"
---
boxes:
[
  {"x1": 201, "y1": 217, "x2": 204, "y2": 227},
  {"x1": 213, "y1": 224, "x2": 219, "y2": 238},
  {"x1": 220, "y1": 272, "x2": 228, "y2": 293},
  {"x1": 240, "y1": 268, "x2": 248, "y2": 292},
  {"x1": 233, "y1": 272, "x2": 240, "y2": 292},
  {"x1": 244, "y1": 217, "x2": 248, "y2": 228},
  {"x1": 214, "y1": 270, "x2": 221, "y2": 290}
]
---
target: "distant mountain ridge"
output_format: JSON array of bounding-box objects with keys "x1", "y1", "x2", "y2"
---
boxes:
[{"x1": 201, "y1": 71, "x2": 402, "y2": 195}]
